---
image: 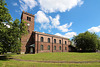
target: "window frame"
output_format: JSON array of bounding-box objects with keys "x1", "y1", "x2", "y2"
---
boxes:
[
  {"x1": 54, "y1": 39, "x2": 56, "y2": 43},
  {"x1": 41, "y1": 45, "x2": 43, "y2": 50},
  {"x1": 48, "y1": 38, "x2": 50, "y2": 43},
  {"x1": 59, "y1": 40, "x2": 61, "y2": 44},
  {"x1": 59, "y1": 46, "x2": 61, "y2": 50},
  {"x1": 48, "y1": 45, "x2": 50, "y2": 50},
  {"x1": 54, "y1": 46, "x2": 56, "y2": 50},
  {"x1": 65, "y1": 41, "x2": 67, "y2": 45},
  {"x1": 41, "y1": 37, "x2": 44, "y2": 42},
  {"x1": 65, "y1": 47, "x2": 67, "y2": 50},
  {"x1": 27, "y1": 16, "x2": 31, "y2": 21}
]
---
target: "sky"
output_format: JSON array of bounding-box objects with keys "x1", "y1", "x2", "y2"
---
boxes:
[{"x1": 5, "y1": 0, "x2": 100, "y2": 39}]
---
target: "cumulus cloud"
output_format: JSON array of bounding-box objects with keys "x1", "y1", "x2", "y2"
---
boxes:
[
  {"x1": 50, "y1": 14, "x2": 60, "y2": 28},
  {"x1": 38, "y1": 0, "x2": 84, "y2": 13},
  {"x1": 35, "y1": 11, "x2": 50, "y2": 29},
  {"x1": 55, "y1": 33, "x2": 62, "y2": 36},
  {"x1": 35, "y1": 11, "x2": 50, "y2": 23},
  {"x1": 19, "y1": 0, "x2": 37, "y2": 11},
  {"x1": 55, "y1": 32, "x2": 77, "y2": 38},
  {"x1": 88, "y1": 25, "x2": 100, "y2": 33},
  {"x1": 50, "y1": 15, "x2": 72, "y2": 32},
  {"x1": 64, "y1": 32, "x2": 77, "y2": 38},
  {"x1": 13, "y1": 3, "x2": 18, "y2": 6},
  {"x1": 35, "y1": 12, "x2": 73, "y2": 32},
  {"x1": 57, "y1": 22, "x2": 72, "y2": 32}
]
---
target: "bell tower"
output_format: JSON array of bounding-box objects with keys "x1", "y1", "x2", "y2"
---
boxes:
[{"x1": 21, "y1": 11, "x2": 35, "y2": 54}]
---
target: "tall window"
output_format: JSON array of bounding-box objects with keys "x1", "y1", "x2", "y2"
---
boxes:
[
  {"x1": 48, "y1": 38, "x2": 50, "y2": 43},
  {"x1": 65, "y1": 47, "x2": 67, "y2": 50},
  {"x1": 27, "y1": 16, "x2": 31, "y2": 21},
  {"x1": 41, "y1": 37, "x2": 44, "y2": 42},
  {"x1": 54, "y1": 46, "x2": 56, "y2": 50},
  {"x1": 65, "y1": 41, "x2": 67, "y2": 45},
  {"x1": 48, "y1": 45, "x2": 50, "y2": 50},
  {"x1": 59, "y1": 46, "x2": 61, "y2": 50},
  {"x1": 54, "y1": 39, "x2": 56, "y2": 43},
  {"x1": 59, "y1": 40, "x2": 61, "y2": 44},
  {"x1": 41, "y1": 45, "x2": 43, "y2": 50}
]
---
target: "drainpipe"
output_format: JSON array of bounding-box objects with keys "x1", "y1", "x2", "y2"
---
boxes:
[
  {"x1": 52, "y1": 37, "x2": 53, "y2": 52},
  {"x1": 37, "y1": 34, "x2": 38, "y2": 53},
  {"x1": 62, "y1": 38, "x2": 63, "y2": 52}
]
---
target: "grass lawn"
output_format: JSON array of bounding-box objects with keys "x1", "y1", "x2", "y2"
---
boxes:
[
  {"x1": 13, "y1": 52, "x2": 100, "y2": 62},
  {"x1": 0, "y1": 60, "x2": 100, "y2": 67},
  {"x1": 0, "y1": 52, "x2": 100, "y2": 67}
]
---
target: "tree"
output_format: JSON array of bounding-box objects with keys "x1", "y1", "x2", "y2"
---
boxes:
[
  {"x1": 73, "y1": 31, "x2": 99, "y2": 51},
  {"x1": 0, "y1": 0, "x2": 12, "y2": 23},
  {"x1": 8, "y1": 19, "x2": 27, "y2": 53},
  {"x1": 97, "y1": 38, "x2": 100, "y2": 50},
  {"x1": 0, "y1": 0, "x2": 27, "y2": 53}
]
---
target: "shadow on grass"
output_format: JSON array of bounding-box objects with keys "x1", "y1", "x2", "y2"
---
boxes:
[{"x1": 0, "y1": 55, "x2": 10, "y2": 61}]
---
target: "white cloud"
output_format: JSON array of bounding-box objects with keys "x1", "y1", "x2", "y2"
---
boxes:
[
  {"x1": 13, "y1": 3, "x2": 18, "y2": 6},
  {"x1": 38, "y1": 0, "x2": 84, "y2": 13},
  {"x1": 35, "y1": 11, "x2": 50, "y2": 29},
  {"x1": 55, "y1": 32, "x2": 77, "y2": 38},
  {"x1": 88, "y1": 25, "x2": 100, "y2": 33},
  {"x1": 50, "y1": 14, "x2": 60, "y2": 28},
  {"x1": 50, "y1": 15, "x2": 73, "y2": 32},
  {"x1": 64, "y1": 32, "x2": 77, "y2": 38},
  {"x1": 57, "y1": 22, "x2": 72, "y2": 32},
  {"x1": 19, "y1": 0, "x2": 37, "y2": 11},
  {"x1": 55, "y1": 33, "x2": 62, "y2": 36},
  {"x1": 35, "y1": 11, "x2": 50, "y2": 23},
  {"x1": 35, "y1": 13, "x2": 73, "y2": 32}
]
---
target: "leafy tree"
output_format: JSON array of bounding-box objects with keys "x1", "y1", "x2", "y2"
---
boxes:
[
  {"x1": 8, "y1": 19, "x2": 27, "y2": 53},
  {"x1": 97, "y1": 38, "x2": 100, "y2": 50},
  {"x1": 0, "y1": 0, "x2": 12, "y2": 23},
  {"x1": 73, "y1": 31, "x2": 99, "y2": 51},
  {"x1": 0, "y1": 0, "x2": 27, "y2": 53}
]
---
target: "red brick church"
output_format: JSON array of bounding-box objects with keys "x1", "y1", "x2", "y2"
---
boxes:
[{"x1": 21, "y1": 11, "x2": 71, "y2": 54}]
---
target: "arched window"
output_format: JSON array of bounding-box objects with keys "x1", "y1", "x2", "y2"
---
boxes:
[
  {"x1": 48, "y1": 38, "x2": 50, "y2": 43},
  {"x1": 65, "y1": 47, "x2": 67, "y2": 50},
  {"x1": 48, "y1": 45, "x2": 50, "y2": 50},
  {"x1": 65, "y1": 41, "x2": 67, "y2": 45},
  {"x1": 54, "y1": 46, "x2": 56, "y2": 50},
  {"x1": 59, "y1": 40, "x2": 61, "y2": 44},
  {"x1": 54, "y1": 39, "x2": 56, "y2": 43},
  {"x1": 41, "y1": 37, "x2": 44, "y2": 42},
  {"x1": 59, "y1": 46, "x2": 61, "y2": 50},
  {"x1": 41, "y1": 45, "x2": 43, "y2": 50}
]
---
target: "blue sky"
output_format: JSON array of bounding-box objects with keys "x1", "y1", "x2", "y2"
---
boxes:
[{"x1": 6, "y1": 0, "x2": 100, "y2": 39}]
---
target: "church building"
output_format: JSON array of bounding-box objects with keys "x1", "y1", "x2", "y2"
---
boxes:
[{"x1": 21, "y1": 11, "x2": 71, "y2": 54}]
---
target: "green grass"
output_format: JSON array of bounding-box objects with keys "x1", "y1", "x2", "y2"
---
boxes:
[
  {"x1": 0, "y1": 60, "x2": 100, "y2": 67},
  {"x1": 13, "y1": 52, "x2": 100, "y2": 62},
  {"x1": 0, "y1": 52, "x2": 100, "y2": 67}
]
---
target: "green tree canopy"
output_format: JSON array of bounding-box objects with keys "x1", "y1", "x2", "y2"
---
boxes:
[
  {"x1": 0, "y1": 0, "x2": 12, "y2": 23},
  {"x1": 73, "y1": 31, "x2": 99, "y2": 51},
  {"x1": 0, "y1": 0, "x2": 27, "y2": 54}
]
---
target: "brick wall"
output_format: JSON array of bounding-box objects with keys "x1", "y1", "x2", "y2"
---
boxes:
[
  {"x1": 21, "y1": 11, "x2": 34, "y2": 54},
  {"x1": 21, "y1": 11, "x2": 71, "y2": 54},
  {"x1": 34, "y1": 32, "x2": 70, "y2": 53}
]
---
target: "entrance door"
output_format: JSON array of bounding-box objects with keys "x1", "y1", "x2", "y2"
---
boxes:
[
  {"x1": 30, "y1": 47, "x2": 33, "y2": 54},
  {"x1": 30, "y1": 47, "x2": 35, "y2": 54}
]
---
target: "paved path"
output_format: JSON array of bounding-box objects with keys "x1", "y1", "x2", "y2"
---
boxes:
[{"x1": 13, "y1": 58, "x2": 100, "y2": 63}]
